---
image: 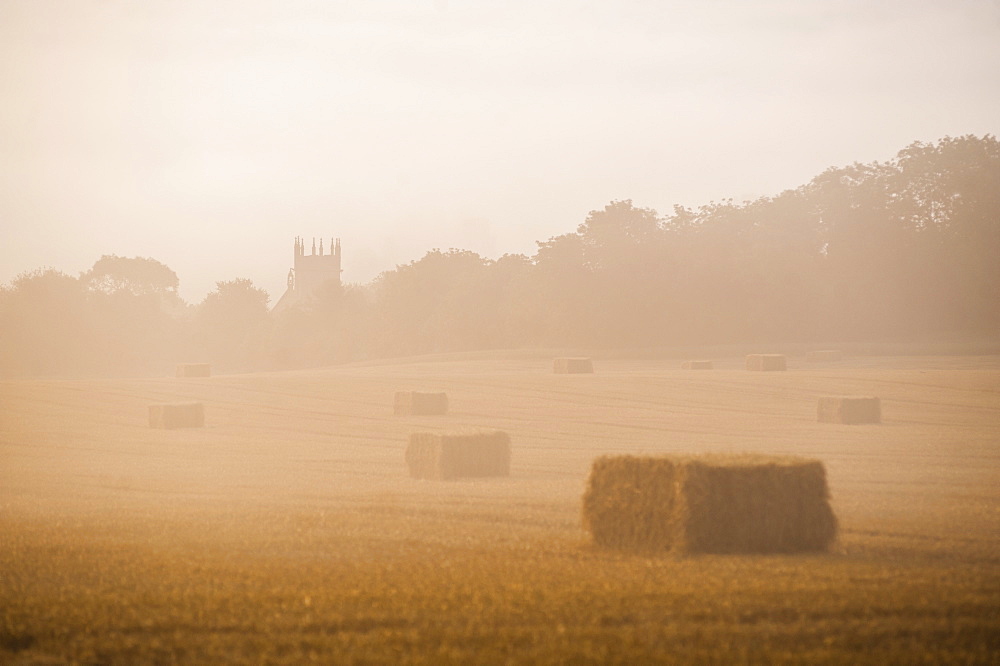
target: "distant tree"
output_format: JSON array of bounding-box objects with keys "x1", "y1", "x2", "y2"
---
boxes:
[
  {"x1": 794, "y1": 135, "x2": 1000, "y2": 339},
  {"x1": 576, "y1": 199, "x2": 662, "y2": 272},
  {"x1": 198, "y1": 279, "x2": 270, "y2": 368},
  {"x1": 529, "y1": 232, "x2": 594, "y2": 344},
  {"x1": 0, "y1": 269, "x2": 93, "y2": 375},
  {"x1": 82, "y1": 255, "x2": 180, "y2": 299},
  {"x1": 535, "y1": 200, "x2": 672, "y2": 346},
  {"x1": 373, "y1": 249, "x2": 514, "y2": 355},
  {"x1": 76, "y1": 255, "x2": 190, "y2": 372},
  {"x1": 267, "y1": 282, "x2": 375, "y2": 367},
  {"x1": 667, "y1": 192, "x2": 826, "y2": 342},
  {"x1": 889, "y1": 135, "x2": 1000, "y2": 332},
  {"x1": 489, "y1": 253, "x2": 534, "y2": 346},
  {"x1": 658, "y1": 199, "x2": 755, "y2": 343}
]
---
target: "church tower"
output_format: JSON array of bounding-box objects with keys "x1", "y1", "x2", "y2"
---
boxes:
[{"x1": 272, "y1": 236, "x2": 342, "y2": 312}]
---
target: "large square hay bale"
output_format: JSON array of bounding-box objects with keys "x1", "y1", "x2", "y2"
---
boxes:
[
  {"x1": 817, "y1": 396, "x2": 881, "y2": 424},
  {"x1": 582, "y1": 454, "x2": 837, "y2": 554},
  {"x1": 406, "y1": 430, "x2": 511, "y2": 480},
  {"x1": 553, "y1": 357, "x2": 594, "y2": 374},
  {"x1": 394, "y1": 391, "x2": 448, "y2": 416},
  {"x1": 176, "y1": 363, "x2": 211, "y2": 377},
  {"x1": 806, "y1": 350, "x2": 843, "y2": 362},
  {"x1": 149, "y1": 402, "x2": 205, "y2": 429},
  {"x1": 746, "y1": 354, "x2": 786, "y2": 371},
  {"x1": 681, "y1": 360, "x2": 713, "y2": 370}
]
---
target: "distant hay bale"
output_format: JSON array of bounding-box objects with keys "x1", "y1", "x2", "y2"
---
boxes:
[
  {"x1": 394, "y1": 391, "x2": 448, "y2": 416},
  {"x1": 148, "y1": 402, "x2": 204, "y2": 429},
  {"x1": 817, "y1": 396, "x2": 881, "y2": 424},
  {"x1": 806, "y1": 350, "x2": 843, "y2": 362},
  {"x1": 681, "y1": 360, "x2": 714, "y2": 370},
  {"x1": 553, "y1": 357, "x2": 594, "y2": 374},
  {"x1": 405, "y1": 430, "x2": 511, "y2": 480},
  {"x1": 582, "y1": 454, "x2": 837, "y2": 554},
  {"x1": 176, "y1": 363, "x2": 211, "y2": 378},
  {"x1": 746, "y1": 354, "x2": 787, "y2": 371}
]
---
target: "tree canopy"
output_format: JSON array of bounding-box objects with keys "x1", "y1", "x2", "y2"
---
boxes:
[
  {"x1": 2, "y1": 134, "x2": 997, "y2": 376},
  {"x1": 82, "y1": 255, "x2": 179, "y2": 297}
]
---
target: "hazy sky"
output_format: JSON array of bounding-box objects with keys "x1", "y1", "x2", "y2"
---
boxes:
[{"x1": 2, "y1": 0, "x2": 998, "y2": 303}]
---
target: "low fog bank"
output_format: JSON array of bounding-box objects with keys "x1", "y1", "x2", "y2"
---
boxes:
[{"x1": 2, "y1": 135, "x2": 998, "y2": 378}]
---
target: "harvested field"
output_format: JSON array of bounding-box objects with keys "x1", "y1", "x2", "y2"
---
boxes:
[
  {"x1": 2, "y1": 353, "x2": 999, "y2": 663},
  {"x1": 681, "y1": 360, "x2": 713, "y2": 369}
]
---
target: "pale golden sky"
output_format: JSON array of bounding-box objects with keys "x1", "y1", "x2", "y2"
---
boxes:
[{"x1": 2, "y1": 0, "x2": 998, "y2": 302}]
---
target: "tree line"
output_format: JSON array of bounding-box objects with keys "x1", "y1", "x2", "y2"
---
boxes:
[{"x1": 2, "y1": 134, "x2": 997, "y2": 377}]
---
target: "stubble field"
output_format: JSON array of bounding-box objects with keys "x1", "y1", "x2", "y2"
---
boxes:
[{"x1": 1, "y1": 352, "x2": 999, "y2": 664}]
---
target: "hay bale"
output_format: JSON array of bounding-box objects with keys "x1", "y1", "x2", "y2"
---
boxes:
[
  {"x1": 394, "y1": 391, "x2": 448, "y2": 416},
  {"x1": 681, "y1": 360, "x2": 713, "y2": 370},
  {"x1": 817, "y1": 396, "x2": 881, "y2": 424},
  {"x1": 148, "y1": 402, "x2": 204, "y2": 429},
  {"x1": 746, "y1": 354, "x2": 786, "y2": 371},
  {"x1": 176, "y1": 363, "x2": 211, "y2": 378},
  {"x1": 405, "y1": 430, "x2": 511, "y2": 480},
  {"x1": 582, "y1": 454, "x2": 837, "y2": 554},
  {"x1": 553, "y1": 357, "x2": 594, "y2": 374},
  {"x1": 806, "y1": 350, "x2": 843, "y2": 362}
]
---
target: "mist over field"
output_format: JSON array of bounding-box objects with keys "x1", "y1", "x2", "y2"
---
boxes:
[{"x1": 2, "y1": 2, "x2": 1000, "y2": 663}]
